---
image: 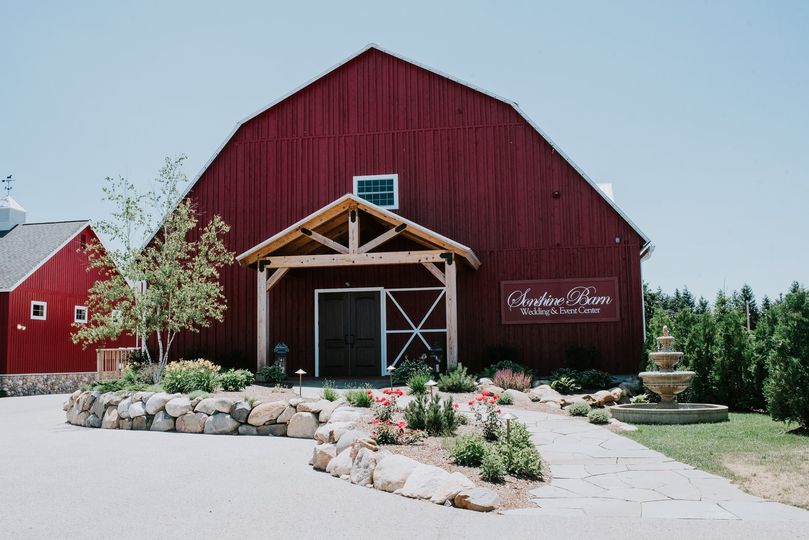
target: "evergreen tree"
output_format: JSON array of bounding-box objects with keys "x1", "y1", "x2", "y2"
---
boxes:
[
  {"x1": 712, "y1": 290, "x2": 753, "y2": 410},
  {"x1": 750, "y1": 297, "x2": 778, "y2": 410},
  {"x1": 733, "y1": 284, "x2": 760, "y2": 330},
  {"x1": 684, "y1": 311, "x2": 718, "y2": 403},
  {"x1": 765, "y1": 282, "x2": 809, "y2": 429}
]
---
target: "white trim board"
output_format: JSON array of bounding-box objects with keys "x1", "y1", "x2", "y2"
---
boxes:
[
  {"x1": 313, "y1": 287, "x2": 387, "y2": 378},
  {"x1": 145, "y1": 43, "x2": 650, "y2": 252}
]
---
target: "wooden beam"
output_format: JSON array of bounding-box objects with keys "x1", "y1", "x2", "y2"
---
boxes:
[
  {"x1": 261, "y1": 250, "x2": 446, "y2": 268},
  {"x1": 359, "y1": 223, "x2": 406, "y2": 254},
  {"x1": 265, "y1": 267, "x2": 289, "y2": 292},
  {"x1": 256, "y1": 268, "x2": 269, "y2": 370},
  {"x1": 444, "y1": 257, "x2": 458, "y2": 370},
  {"x1": 348, "y1": 208, "x2": 359, "y2": 254},
  {"x1": 300, "y1": 227, "x2": 348, "y2": 254},
  {"x1": 422, "y1": 262, "x2": 446, "y2": 285}
]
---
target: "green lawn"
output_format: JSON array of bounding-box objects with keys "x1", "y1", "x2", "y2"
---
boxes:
[{"x1": 623, "y1": 413, "x2": 809, "y2": 509}]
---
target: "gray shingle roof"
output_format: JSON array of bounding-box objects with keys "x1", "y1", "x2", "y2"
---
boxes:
[{"x1": 0, "y1": 221, "x2": 88, "y2": 291}]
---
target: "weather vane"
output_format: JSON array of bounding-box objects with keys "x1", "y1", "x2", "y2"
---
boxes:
[{"x1": 2, "y1": 175, "x2": 13, "y2": 196}]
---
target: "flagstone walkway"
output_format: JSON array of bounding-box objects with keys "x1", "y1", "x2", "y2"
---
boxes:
[{"x1": 501, "y1": 409, "x2": 809, "y2": 522}]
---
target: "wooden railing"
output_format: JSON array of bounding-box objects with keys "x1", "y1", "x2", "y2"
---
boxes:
[{"x1": 96, "y1": 348, "x2": 138, "y2": 378}]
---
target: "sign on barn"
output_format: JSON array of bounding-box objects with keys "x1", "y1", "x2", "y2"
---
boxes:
[{"x1": 500, "y1": 278, "x2": 620, "y2": 324}]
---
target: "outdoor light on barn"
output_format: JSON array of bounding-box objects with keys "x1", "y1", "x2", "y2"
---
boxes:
[{"x1": 162, "y1": 44, "x2": 651, "y2": 378}]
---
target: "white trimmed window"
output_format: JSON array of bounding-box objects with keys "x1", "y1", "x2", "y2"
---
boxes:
[
  {"x1": 353, "y1": 174, "x2": 399, "y2": 209},
  {"x1": 74, "y1": 306, "x2": 88, "y2": 324},
  {"x1": 30, "y1": 301, "x2": 47, "y2": 320}
]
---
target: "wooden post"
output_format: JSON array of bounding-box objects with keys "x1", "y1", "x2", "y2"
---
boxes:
[
  {"x1": 444, "y1": 257, "x2": 458, "y2": 370},
  {"x1": 348, "y1": 207, "x2": 359, "y2": 254},
  {"x1": 257, "y1": 267, "x2": 269, "y2": 370}
]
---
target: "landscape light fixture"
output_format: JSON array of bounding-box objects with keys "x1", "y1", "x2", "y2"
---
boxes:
[
  {"x1": 500, "y1": 411, "x2": 517, "y2": 442},
  {"x1": 425, "y1": 379, "x2": 438, "y2": 397},
  {"x1": 386, "y1": 365, "x2": 396, "y2": 391},
  {"x1": 294, "y1": 369, "x2": 306, "y2": 396}
]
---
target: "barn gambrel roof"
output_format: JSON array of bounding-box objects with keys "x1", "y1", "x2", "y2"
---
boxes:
[
  {"x1": 168, "y1": 44, "x2": 651, "y2": 249},
  {"x1": 0, "y1": 221, "x2": 88, "y2": 291}
]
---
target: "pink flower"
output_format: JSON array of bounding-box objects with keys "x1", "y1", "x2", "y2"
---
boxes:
[
  {"x1": 452, "y1": 403, "x2": 459, "y2": 409},
  {"x1": 496, "y1": 409, "x2": 502, "y2": 414},
  {"x1": 468, "y1": 400, "x2": 474, "y2": 406}
]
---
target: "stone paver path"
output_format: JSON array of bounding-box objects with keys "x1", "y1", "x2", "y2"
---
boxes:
[{"x1": 502, "y1": 409, "x2": 809, "y2": 522}]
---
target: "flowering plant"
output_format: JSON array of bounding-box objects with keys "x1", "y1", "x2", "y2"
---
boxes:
[
  {"x1": 371, "y1": 387, "x2": 403, "y2": 423},
  {"x1": 470, "y1": 390, "x2": 503, "y2": 440}
]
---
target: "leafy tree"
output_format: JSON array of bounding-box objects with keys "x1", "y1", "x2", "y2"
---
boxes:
[
  {"x1": 765, "y1": 282, "x2": 809, "y2": 429},
  {"x1": 72, "y1": 156, "x2": 234, "y2": 383}
]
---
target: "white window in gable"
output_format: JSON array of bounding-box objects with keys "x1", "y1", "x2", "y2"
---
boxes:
[
  {"x1": 74, "y1": 306, "x2": 88, "y2": 324},
  {"x1": 31, "y1": 301, "x2": 47, "y2": 320},
  {"x1": 353, "y1": 174, "x2": 399, "y2": 209}
]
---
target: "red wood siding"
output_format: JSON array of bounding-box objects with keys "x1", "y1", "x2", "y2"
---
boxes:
[
  {"x1": 3, "y1": 226, "x2": 131, "y2": 374},
  {"x1": 170, "y1": 48, "x2": 645, "y2": 374}
]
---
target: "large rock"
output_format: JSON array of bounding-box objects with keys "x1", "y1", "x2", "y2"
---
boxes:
[
  {"x1": 133, "y1": 391, "x2": 155, "y2": 404},
  {"x1": 350, "y1": 448, "x2": 388, "y2": 486},
  {"x1": 503, "y1": 388, "x2": 532, "y2": 406},
  {"x1": 276, "y1": 405, "x2": 296, "y2": 424},
  {"x1": 430, "y1": 472, "x2": 475, "y2": 505},
  {"x1": 79, "y1": 392, "x2": 96, "y2": 412},
  {"x1": 529, "y1": 385, "x2": 563, "y2": 404},
  {"x1": 150, "y1": 410, "x2": 175, "y2": 432},
  {"x1": 117, "y1": 397, "x2": 132, "y2": 419},
  {"x1": 454, "y1": 488, "x2": 499, "y2": 512},
  {"x1": 119, "y1": 418, "x2": 132, "y2": 430},
  {"x1": 247, "y1": 402, "x2": 287, "y2": 426},
  {"x1": 101, "y1": 391, "x2": 126, "y2": 408},
  {"x1": 287, "y1": 412, "x2": 319, "y2": 438},
  {"x1": 90, "y1": 396, "x2": 106, "y2": 419},
  {"x1": 238, "y1": 424, "x2": 258, "y2": 436},
  {"x1": 400, "y1": 464, "x2": 450, "y2": 500},
  {"x1": 326, "y1": 446, "x2": 355, "y2": 476},
  {"x1": 128, "y1": 401, "x2": 147, "y2": 418},
  {"x1": 314, "y1": 421, "x2": 356, "y2": 444},
  {"x1": 131, "y1": 416, "x2": 151, "y2": 430},
  {"x1": 165, "y1": 397, "x2": 193, "y2": 417},
  {"x1": 257, "y1": 424, "x2": 287, "y2": 436},
  {"x1": 176, "y1": 412, "x2": 208, "y2": 433},
  {"x1": 85, "y1": 413, "x2": 102, "y2": 428},
  {"x1": 195, "y1": 397, "x2": 235, "y2": 415},
  {"x1": 593, "y1": 390, "x2": 616, "y2": 407},
  {"x1": 478, "y1": 377, "x2": 494, "y2": 385},
  {"x1": 372, "y1": 454, "x2": 420, "y2": 493},
  {"x1": 609, "y1": 387, "x2": 624, "y2": 402},
  {"x1": 298, "y1": 399, "x2": 330, "y2": 414},
  {"x1": 336, "y1": 429, "x2": 368, "y2": 454},
  {"x1": 101, "y1": 407, "x2": 120, "y2": 429},
  {"x1": 330, "y1": 408, "x2": 365, "y2": 423},
  {"x1": 318, "y1": 399, "x2": 346, "y2": 423},
  {"x1": 145, "y1": 393, "x2": 177, "y2": 415},
  {"x1": 311, "y1": 443, "x2": 338, "y2": 471},
  {"x1": 231, "y1": 401, "x2": 252, "y2": 423},
  {"x1": 204, "y1": 413, "x2": 240, "y2": 434}
]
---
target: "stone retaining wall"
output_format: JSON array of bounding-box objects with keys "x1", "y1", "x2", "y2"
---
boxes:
[
  {"x1": 63, "y1": 390, "x2": 361, "y2": 437},
  {"x1": 2, "y1": 372, "x2": 98, "y2": 397}
]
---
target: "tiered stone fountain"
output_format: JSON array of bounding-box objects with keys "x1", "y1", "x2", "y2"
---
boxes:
[{"x1": 611, "y1": 326, "x2": 728, "y2": 424}]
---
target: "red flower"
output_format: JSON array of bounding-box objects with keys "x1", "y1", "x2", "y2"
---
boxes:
[
  {"x1": 481, "y1": 391, "x2": 491, "y2": 397},
  {"x1": 396, "y1": 421, "x2": 406, "y2": 428},
  {"x1": 371, "y1": 418, "x2": 380, "y2": 424},
  {"x1": 452, "y1": 403, "x2": 459, "y2": 409},
  {"x1": 468, "y1": 400, "x2": 474, "y2": 406},
  {"x1": 367, "y1": 389, "x2": 373, "y2": 395},
  {"x1": 493, "y1": 394, "x2": 500, "y2": 400},
  {"x1": 496, "y1": 409, "x2": 502, "y2": 414}
]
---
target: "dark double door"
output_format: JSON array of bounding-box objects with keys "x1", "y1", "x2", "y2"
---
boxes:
[{"x1": 318, "y1": 291, "x2": 382, "y2": 377}]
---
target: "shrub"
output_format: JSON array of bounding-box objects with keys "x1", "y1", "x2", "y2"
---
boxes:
[
  {"x1": 450, "y1": 435, "x2": 488, "y2": 467},
  {"x1": 567, "y1": 402, "x2": 591, "y2": 416},
  {"x1": 496, "y1": 422, "x2": 543, "y2": 479},
  {"x1": 391, "y1": 356, "x2": 433, "y2": 385},
  {"x1": 345, "y1": 387, "x2": 373, "y2": 408},
  {"x1": 162, "y1": 359, "x2": 221, "y2": 394},
  {"x1": 470, "y1": 391, "x2": 502, "y2": 440},
  {"x1": 630, "y1": 393, "x2": 650, "y2": 404},
  {"x1": 493, "y1": 369, "x2": 533, "y2": 391},
  {"x1": 404, "y1": 394, "x2": 462, "y2": 436},
  {"x1": 549, "y1": 368, "x2": 613, "y2": 390},
  {"x1": 321, "y1": 380, "x2": 339, "y2": 401},
  {"x1": 438, "y1": 364, "x2": 477, "y2": 393},
  {"x1": 496, "y1": 392, "x2": 514, "y2": 405},
  {"x1": 480, "y1": 359, "x2": 532, "y2": 380},
  {"x1": 218, "y1": 369, "x2": 254, "y2": 391},
  {"x1": 407, "y1": 372, "x2": 431, "y2": 396},
  {"x1": 565, "y1": 345, "x2": 601, "y2": 370},
  {"x1": 765, "y1": 283, "x2": 809, "y2": 429},
  {"x1": 588, "y1": 408, "x2": 611, "y2": 424},
  {"x1": 550, "y1": 376, "x2": 580, "y2": 395},
  {"x1": 479, "y1": 447, "x2": 506, "y2": 483},
  {"x1": 256, "y1": 363, "x2": 286, "y2": 386},
  {"x1": 372, "y1": 388, "x2": 403, "y2": 422}
]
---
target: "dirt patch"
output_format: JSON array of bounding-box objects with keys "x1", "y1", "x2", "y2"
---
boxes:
[
  {"x1": 215, "y1": 384, "x2": 297, "y2": 403},
  {"x1": 723, "y1": 448, "x2": 809, "y2": 510},
  {"x1": 434, "y1": 390, "x2": 568, "y2": 416}
]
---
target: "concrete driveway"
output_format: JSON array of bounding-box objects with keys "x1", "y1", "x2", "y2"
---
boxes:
[{"x1": 1, "y1": 394, "x2": 807, "y2": 540}]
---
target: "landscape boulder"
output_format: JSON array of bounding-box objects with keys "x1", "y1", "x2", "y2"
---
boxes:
[
  {"x1": 503, "y1": 388, "x2": 532, "y2": 406},
  {"x1": 128, "y1": 401, "x2": 147, "y2": 418},
  {"x1": 231, "y1": 401, "x2": 252, "y2": 423},
  {"x1": 175, "y1": 412, "x2": 208, "y2": 433},
  {"x1": 318, "y1": 399, "x2": 346, "y2": 422},
  {"x1": 430, "y1": 472, "x2": 475, "y2": 505},
  {"x1": 257, "y1": 424, "x2": 287, "y2": 436},
  {"x1": 150, "y1": 411, "x2": 175, "y2": 432},
  {"x1": 85, "y1": 413, "x2": 102, "y2": 428},
  {"x1": 399, "y1": 464, "x2": 450, "y2": 500},
  {"x1": 287, "y1": 412, "x2": 319, "y2": 438},
  {"x1": 311, "y1": 443, "x2": 338, "y2": 471},
  {"x1": 101, "y1": 407, "x2": 120, "y2": 429},
  {"x1": 297, "y1": 399, "x2": 330, "y2": 414},
  {"x1": 247, "y1": 402, "x2": 287, "y2": 426},
  {"x1": 117, "y1": 397, "x2": 132, "y2": 419},
  {"x1": 336, "y1": 429, "x2": 368, "y2": 454},
  {"x1": 165, "y1": 397, "x2": 193, "y2": 417},
  {"x1": 350, "y1": 447, "x2": 388, "y2": 486},
  {"x1": 238, "y1": 424, "x2": 258, "y2": 436},
  {"x1": 326, "y1": 446, "x2": 355, "y2": 476},
  {"x1": 329, "y1": 408, "x2": 365, "y2": 423},
  {"x1": 276, "y1": 405, "x2": 296, "y2": 424},
  {"x1": 145, "y1": 393, "x2": 177, "y2": 415},
  {"x1": 454, "y1": 488, "x2": 499, "y2": 512},
  {"x1": 315, "y1": 421, "x2": 356, "y2": 444},
  {"x1": 204, "y1": 413, "x2": 240, "y2": 435},
  {"x1": 373, "y1": 454, "x2": 420, "y2": 493}
]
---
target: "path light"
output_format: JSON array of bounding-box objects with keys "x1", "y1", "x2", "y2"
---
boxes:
[
  {"x1": 500, "y1": 411, "x2": 517, "y2": 442},
  {"x1": 387, "y1": 365, "x2": 396, "y2": 391},
  {"x1": 426, "y1": 379, "x2": 438, "y2": 397},
  {"x1": 295, "y1": 369, "x2": 306, "y2": 396}
]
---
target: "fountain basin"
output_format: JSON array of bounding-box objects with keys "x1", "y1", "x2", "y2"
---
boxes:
[{"x1": 610, "y1": 403, "x2": 729, "y2": 424}]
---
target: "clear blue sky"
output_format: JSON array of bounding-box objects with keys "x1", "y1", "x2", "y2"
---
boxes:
[{"x1": 1, "y1": 1, "x2": 807, "y2": 301}]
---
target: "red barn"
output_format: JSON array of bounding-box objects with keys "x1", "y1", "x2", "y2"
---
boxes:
[
  {"x1": 0, "y1": 196, "x2": 131, "y2": 395},
  {"x1": 168, "y1": 44, "x2": 652, "y2": 377}
]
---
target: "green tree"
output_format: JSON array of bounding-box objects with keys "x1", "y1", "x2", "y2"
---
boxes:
[
  {"x1": 72, "y1": 156, "x2": 234, "y2": 383},
  {"x1": 712, "y1": 290, "x2": 753, "y2": 409},
  {"x1": 765, "y1": 282, "x2": 809, "y2": 429}
]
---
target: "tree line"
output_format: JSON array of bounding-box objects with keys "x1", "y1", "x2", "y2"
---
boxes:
[{"x1": 644, "y1": 282, "x2": 809, "y2": 429}]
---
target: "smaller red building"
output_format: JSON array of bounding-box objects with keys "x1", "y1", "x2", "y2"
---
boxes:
[{"x1": 0, "y1": 196, "x2": 131, "y2": 396}]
